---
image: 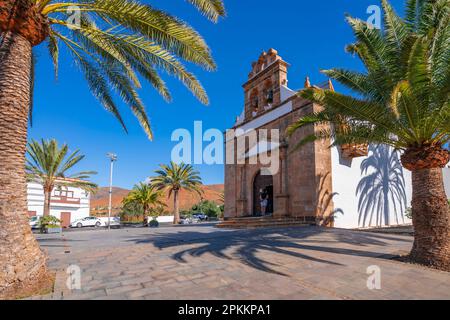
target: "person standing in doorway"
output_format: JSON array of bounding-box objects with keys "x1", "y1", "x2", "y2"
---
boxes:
[{"x1": 259, "y1": 188, "x2": 268, "y2": 216}]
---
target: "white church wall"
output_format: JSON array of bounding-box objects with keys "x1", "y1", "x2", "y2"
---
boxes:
[
  {"x1": 331, "y1": 145, "x2": 413, "y2": 229},
  {"x1": 234, "y1": 101, "x2": 293, "y2": 135},
  {"x1": 443, "y1": 167, "x2": 450, "y2": 199}
]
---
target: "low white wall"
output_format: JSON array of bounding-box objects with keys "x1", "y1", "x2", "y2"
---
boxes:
[
  {"x1": 155, "y1": 216, "x2": 175, "y2": 223},
  {"x1": 145, "y1": 216, "x2": 175, "y2": 223},
  {"x1": 331, "y1": 145, "x2": 413, "y2": 229}
]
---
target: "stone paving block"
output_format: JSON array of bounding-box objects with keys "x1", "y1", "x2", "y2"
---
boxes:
[
  {"x1": 106, "y1": 284, "x2": 143, "y2": 296},
  {"x1": 35, "y1": 226, "x2": 450, "y2": 300},
  {"x1": 92, "y1": 294, "x2": 128, "y2": 300},
  {"x1": 66, "y1": 289, "x2": 107, "y2": 300},
  {"x1": 185, "y1": 273, "x2": 206, "y2": 280},
  {"x1": 126, "y1": 286, "x2": 162, "y2": 299},
  {"x1": 119, "y1": 277, "x2": 146, "y2": 286}
]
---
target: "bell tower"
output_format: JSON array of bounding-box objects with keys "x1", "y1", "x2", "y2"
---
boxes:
[{"x1": 242, "y1": 49, "x2": 289, "y2": 121}]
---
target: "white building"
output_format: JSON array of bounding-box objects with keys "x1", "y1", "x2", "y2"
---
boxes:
[
  {"x1": 331, "y1": 145, "x2": 412, "y2": 228},
  {"x1": 332, "y1": 150, "x2": 450, "y2": 228},
  {"x1": 27, "y1": 181, "x2": 91, "y2": 227},
  {"x1": 443, "y1": 166, "x2": 450, "y2": 198}
]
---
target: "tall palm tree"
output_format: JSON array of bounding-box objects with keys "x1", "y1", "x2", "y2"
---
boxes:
[
  {"x1": 122, "y1": 182, "x2": 165, "y2": 225},
  {"x1": 26, "y1": 139, "x2": 97, "y2": 217},
  {"x1": 288, "y1": 0, "x2": 449, "y2": 270},
  {"x1": 151, "y1": 162, "x2": 203, "y2": 224},
  {"x1": 0, "y1": 0, "x2": 225, "y2": 297}
]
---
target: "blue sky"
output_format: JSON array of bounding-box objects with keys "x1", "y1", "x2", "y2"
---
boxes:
[{"x1": 30, "y1": 0, "x2": 404, "y2": 189}]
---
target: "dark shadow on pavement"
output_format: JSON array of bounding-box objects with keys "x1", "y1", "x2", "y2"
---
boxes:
[{"x1": 125, "y1": 226, "x2": 411, "y2": 276}]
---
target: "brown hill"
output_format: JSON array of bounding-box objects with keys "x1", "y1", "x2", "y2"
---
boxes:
[{"x1": 90, "y1": 184, "x2": 224, "y2": 215}]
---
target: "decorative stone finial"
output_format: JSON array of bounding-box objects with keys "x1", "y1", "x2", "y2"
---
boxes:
[
  {"x1": 304, "y1": 76, "x2": 311, "y2": 88},
  {"x1": 268, "y1": 48, "x2": 278, "y2": 56},
  {"x1": 328, "y1": 79, "x2": 335, "y2": 91}
]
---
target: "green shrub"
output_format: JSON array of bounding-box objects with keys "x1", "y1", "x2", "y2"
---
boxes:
[
  {"x1": 191, "y1": 200, "x2": 221, "y2": 218},
  {"x1": 180, "y1": 210, "x2": 191, "y2": 217},
  {"x1": 149, "y1": 218, "x2": 159, "y2": 228},
  {"x1": 39, "y1": 215, "x2": 61, "y2": 233},
  {"x1": 39, "y1": 215, "x2": 61, "y2": 227}
]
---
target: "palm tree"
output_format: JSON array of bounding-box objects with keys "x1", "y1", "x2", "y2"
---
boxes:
[
  {"x1": 27, "y1": 139, "x2": 97, "y2": 217},
  {"x1": 288, "y1": 0, "x2": 449, "y2": 270},
  {"x1": 122, "y1": 182, "x2": 165, "y2": 225},
  {"x1": 0, "y1": 0, "x2": 225, "y2": 297},
  {"x1": 151, "y1": 162, "x2": 203, "y2": 224},
  {"x1": 151, "y1": 204, "x2": 169, "y2": 217}
]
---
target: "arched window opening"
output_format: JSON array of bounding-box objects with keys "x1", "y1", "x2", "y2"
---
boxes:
[
  {"x1": 250, "y1": 89, "x2": 259, "y2": 111},
  {"x1": 263, "y1": 80, "x2": 274, "y2": 106}
]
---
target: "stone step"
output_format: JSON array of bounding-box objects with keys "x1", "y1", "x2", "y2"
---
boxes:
[
  {"x1": 223, "y1": 216, "x2": 309, "y2": 222},
  {"x1": 229, "y1": 217, "x2": 289, "y2": 222},
  {"x1": 216, "y1": 222, "x2": 311, "y2": 229},
  {"x1": 216, "y1": 217, "x2": 314, "y2": 229},
  {"x1": 216, "y1": 220, "x2": 309, "y2": 224}
]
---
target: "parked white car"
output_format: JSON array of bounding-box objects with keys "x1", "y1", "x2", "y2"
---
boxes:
[
  {"x1": 70, "y1": 216, "x2": 102, "y2": 228},
  {"x1": 98, "y1": 217, "x2": 121, "y2": 228},
  {"x1": 29, "y1": 216, "x2": 40, "y2": 229},
  {"x1": 179, "y1": 216, "x2": 200, "y2": 224}
]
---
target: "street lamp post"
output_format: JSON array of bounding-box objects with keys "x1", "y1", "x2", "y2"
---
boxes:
[{"x1": 107, "y1": 153, "x2": 117, "y2": 230}]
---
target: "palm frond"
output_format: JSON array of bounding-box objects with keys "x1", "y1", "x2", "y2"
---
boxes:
[
  {"x1": 186, "y1": 0, "x2": 226, "y2": 22},
  {"x1": 39, "y1": 0, "x2": 222, "y2": 139},
  {"x1": 289, "y1": 0, "x2": 449, "y2": 152},
  {"x1": 26, "y1": 139, "x2": 97, "y2": 192},
  {"x1": 381, "y1": 0, "x2": 409, "y2": 51},
  {"x1": 47, "y1": 31, "x2": 59, "y2": 80}
]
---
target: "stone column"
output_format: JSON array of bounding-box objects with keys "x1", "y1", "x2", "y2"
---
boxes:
[
  {"x1": 274, "y1": 142, "x2": 289, "y2": 218},
  {"x1": 236, "y1": 165, "x2": 247, "y2": 217}
]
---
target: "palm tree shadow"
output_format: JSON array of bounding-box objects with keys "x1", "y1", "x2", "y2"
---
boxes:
[
  {"x1": 127, "y1": 227, "x2": 409, "y2": 276},
  {"x1": 357, "y1": 145, "x2": 408, "y2": 227}
]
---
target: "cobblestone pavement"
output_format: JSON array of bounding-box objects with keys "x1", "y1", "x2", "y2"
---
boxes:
[{"x1": 30, "y1": 225, "x2": 450, "y2": 300}]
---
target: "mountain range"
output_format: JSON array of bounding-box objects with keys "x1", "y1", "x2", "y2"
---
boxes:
[{"x1": 90, "y1": 184, "x2": 224, "y2": 215}]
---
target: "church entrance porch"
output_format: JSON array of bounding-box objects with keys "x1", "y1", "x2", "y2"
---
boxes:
[{"x1": 253, "y1": 171, "x2": 273, "y2": 216}]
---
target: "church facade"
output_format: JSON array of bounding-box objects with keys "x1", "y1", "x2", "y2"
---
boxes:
[{"x1": 223, "y1": 49, "x2": 418, "y2": 229}]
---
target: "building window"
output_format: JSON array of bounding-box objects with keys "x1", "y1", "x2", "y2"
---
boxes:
[
  {"x1": 54, "y1": 190, "x2": 74, "y2": 198},
  {"x1": 263, "y1": 80, "x2": 273, "y2": 105},
  {"x1": 250, "y1": 88, "x2": 259, "y2": 113},
  {"x1": 252, "y1": 96, "x2": 259, "y2": 109},
  {"x1": 266, "y1": 89, "x2": 273, "y2": 104}
]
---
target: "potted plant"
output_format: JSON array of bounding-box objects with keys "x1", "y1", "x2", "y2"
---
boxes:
[
  {"x1": 148, "y1": 216, "x2": 159, "y2": 228},
  {"x1": 39, "y1": 215, "x2": 62, "y2": 234}
]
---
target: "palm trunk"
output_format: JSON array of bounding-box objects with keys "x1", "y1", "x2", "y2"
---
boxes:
[
  {"x1": 173, "y1": 190, "x2": 180, "y2": 224},
  {"x1": 143, "y1": 205, "x2": 147, "y2": 226},
  {"x1": 43, "y1": 189, "x2": 51, "y2": 216},
  {"x1": 409, "y1": 168, "x2": 450, "y2": 271},
  {"x1": 0, "y1": 32, "x2": 49, "y2": 298}
]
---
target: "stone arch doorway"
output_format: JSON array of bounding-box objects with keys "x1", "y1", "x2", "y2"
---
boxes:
[{"x1": 253, "y1": 171, "x2": 273, "y2": 216}]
